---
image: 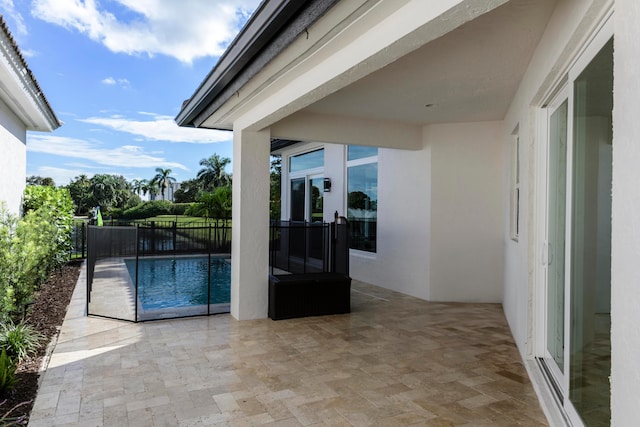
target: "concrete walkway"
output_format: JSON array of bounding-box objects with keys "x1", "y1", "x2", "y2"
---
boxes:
[{"x1": 29, "y1": 264, "x2": 548, "y2": 426}]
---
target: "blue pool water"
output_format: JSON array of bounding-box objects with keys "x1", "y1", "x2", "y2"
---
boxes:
[{"x1": 125, "y1": 257, "x2": 231, "y2": 310}]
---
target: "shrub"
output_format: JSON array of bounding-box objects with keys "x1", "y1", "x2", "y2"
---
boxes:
[
  {"x1": 106, "y1": 207, "x2": 123, "y2": 219},
  {"x1": 120, "y1": 201, "x2": 173, "y2": 219},
  {"x1": 171, "y1": 203, "x2": 191, "y2": 216},
  {"x1": 0, "y1": 349, "x2": 17, "y2": 395},
  {"x1": 22, "y1": 186, "x2": 74, "y2": 267},
  {"x1": 0, "y1": 321, "x2": 44, "y2": 363},
  {"x1": 186, "y1": 187, "x2": 232, "y2": 219},
  {"x1": 0, "y1": 187, "x2": 73, "y2": 320}
]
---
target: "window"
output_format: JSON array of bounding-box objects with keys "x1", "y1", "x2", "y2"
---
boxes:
[
  {"x1": 510, "y1": 131, "x2": 520, "y2": 241},
  {"x1": 347, "y1": 146, "x2": 378, "y2": 252},
  {"x1": 289, "y1": 149, "x2": 324, "y2": 173},
  {"x1": 288, "y1": 148, "x2": 324, "y2": 222}
]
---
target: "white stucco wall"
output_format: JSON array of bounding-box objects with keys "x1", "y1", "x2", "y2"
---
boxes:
[
  {"x1": 349, "y1": 144, "x2": 431, "y2": 300},
  {"x1": 427, "y1": 121, "x2": 505, "y2": 302},
  {"x1": 500, "y1": 0, "x2": 610, "y2": 355},
  {"x1": 280, "y1": 121, "x2": 505, "y2": 303},
  {"x1": 611, "y1": 0, "x2": 640, "y2": 424},
  {"x1": 0, "y1": 96, "x2": 27, "y2": 215}
]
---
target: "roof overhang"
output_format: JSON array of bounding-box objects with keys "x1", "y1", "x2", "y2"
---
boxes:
[
  {"x1": 178, "y1": 0, "x2": 557, "y2": 151},
  {"x1": 176, "y1": 0, "x2": 337, "y2": 129},
  {"x1": 0, "y1": 16, "x2": 60, "y2": 132}
]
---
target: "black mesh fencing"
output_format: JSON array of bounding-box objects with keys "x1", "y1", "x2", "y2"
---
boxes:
[
  {"x1": 269, "y1": 218, "x2": 349, "y2": 275},
  {"x1": 70, "y1": 221, "x2": 87, "y2": 259},
  {"x1": 86, "y1": 222, "x2": 231, "y2": 322}
]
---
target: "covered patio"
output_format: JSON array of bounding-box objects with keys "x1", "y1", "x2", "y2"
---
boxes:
[{"x1": 28, "y1": 265, "x2": 547, "y2": 426}]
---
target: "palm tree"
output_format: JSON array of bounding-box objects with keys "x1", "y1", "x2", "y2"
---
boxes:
[
  {"x1": 197, "y1": 154, "x2": 231, "y2": 191},
  {"x1": 131, "y1": 179, "x2": 148, "y2": 197},
  {"x1": 153, "y1": 168, "x2": 176, "y2": 200}
]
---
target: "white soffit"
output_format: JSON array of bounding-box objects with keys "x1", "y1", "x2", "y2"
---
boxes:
[{"x1": 303, "y1": 0, "x2": 558, "y2": 126}]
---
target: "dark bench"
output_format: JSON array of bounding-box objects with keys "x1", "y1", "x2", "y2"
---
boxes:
[{"x1": 268, "y1": 273, "x2": 351, "y2": 320}]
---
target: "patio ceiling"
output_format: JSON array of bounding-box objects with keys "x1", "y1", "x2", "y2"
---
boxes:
[{"x1": 301, "y1": 0, "x2": 558, "y2": 126}]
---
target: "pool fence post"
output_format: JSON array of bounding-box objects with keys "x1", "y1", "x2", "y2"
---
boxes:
[
  {"x1": 86, "y1": 225, "x2": 90, "y2": 315},
  {"x1": 172, "y1": 221, "x2": 177, "y2": 254},
  {"x1": 208, "y1": 224, "x2": 212, "y2": 315},
  {"x1": 135, "y1": 224, "x2": 139, "y2": 322}
]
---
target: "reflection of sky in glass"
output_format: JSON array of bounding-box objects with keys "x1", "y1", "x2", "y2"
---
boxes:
[
  {"x1": 348, "y1": 163, "x2": 378, "y2": 202},
  {"x1": 348, "y1": 146, "x2": 378, "y2": 161},
  {"x1": 290, "y1": 149, "x2": 324, "y2": 172}
]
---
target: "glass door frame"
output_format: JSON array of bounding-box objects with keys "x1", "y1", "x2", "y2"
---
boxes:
[
  {"x1": 540, "y1": 85, "x2": 571, "y2": 396},
  {"x1": 534, "y1": 14, "x2": 613, "y2": 426}
]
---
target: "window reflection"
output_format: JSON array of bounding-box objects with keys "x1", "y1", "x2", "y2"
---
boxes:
[{"x1": 347, "y1": 162, "x2": 377, "y2": 252}]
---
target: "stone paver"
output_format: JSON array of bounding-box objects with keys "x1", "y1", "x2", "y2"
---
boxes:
[{"x1": 29, "y1": 263, "x2": 548, "y2": 426}]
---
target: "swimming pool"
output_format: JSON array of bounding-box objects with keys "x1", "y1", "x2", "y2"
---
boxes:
[{"x1": 125, "y1": 256, "x2": 231, "y2": 311}]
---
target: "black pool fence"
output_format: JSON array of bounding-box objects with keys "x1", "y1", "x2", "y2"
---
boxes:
[
  {"x1": 86, "y1": 221, "x2": 231, "y2": 322},
  {"x1": 85, "y1": 217, "x2": 350, "y2": 323},
  {"x1": 269, "y1": 216, "x2": 349, "y2": 276}
]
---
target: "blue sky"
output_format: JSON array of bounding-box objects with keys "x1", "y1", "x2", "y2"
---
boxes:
[{"x1": 0, "y1": 0, "x2": 261, "y2": 186}]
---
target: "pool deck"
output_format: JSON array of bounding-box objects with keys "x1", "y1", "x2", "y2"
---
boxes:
[{"x1": 28, "y1": 263, "x2": 549, "y2": 426}]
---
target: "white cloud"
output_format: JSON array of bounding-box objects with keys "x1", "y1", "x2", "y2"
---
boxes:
[
  {"x1": 79, "y1": 113, "x2": 232, "y2": 143},
  {"x1": 31, "y1": 0, "x2": 260, "y2": 64},
  {"x1": 27, "y1": 134, "x2": 188, "y2": 170},
  {"x1": 0, "y1": 0, "x2": 27, "y2": 35},
  {"x1": 101, "y1": 76, "x2": 130, "y2": 88}
]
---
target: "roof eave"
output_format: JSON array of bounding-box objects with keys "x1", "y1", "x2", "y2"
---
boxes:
[
  {"x1": 175, "y1": 0, "x2": 338, "y2": 129},
  {"x1": 0, "y1": 16, "x2": 60, "y2": 132},
  {"x1": 175, "y1": 0, "x2": 306, "y2": 128}
]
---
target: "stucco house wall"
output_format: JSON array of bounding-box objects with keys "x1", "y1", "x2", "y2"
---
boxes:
[
  {"x1": 278, "y1": 119, "x2": 504, "y2": 304},
  {"x1": 0, "y1": 96, "x2": 28, "y2": 214},
  {"x1": 0, "y1": 17, "x2": 60, "y2": 214},
  {"x1": 611, "y1": 0, "x2": 639, "y2": 423}
]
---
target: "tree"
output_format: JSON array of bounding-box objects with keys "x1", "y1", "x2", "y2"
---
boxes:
[
  {"x1": 348, "y1": 191, "x2": 375, "y2": 211},
  {"x1": 187, "y1": 186, "x2": 232, "y2": 219},
  {"x1": 66, "y1": 174, "x2": 91, "y2": 215},
  {"x1": 26, "y1": 176, "x2": 55, "y2": 187},
  {"x1": 173, "y1": 178, "x2": 203, "y2": 203},
  {"x1": 197, "y1": 154, "x2": 231, "y2": 191},
  {"x1": 131, "y1": 179, "x2": 149, "y2": 197},
  {"x1": 153, "y1": 168, "x2": 176, "y2": 201},
  {"x1": 270, "y1": 156, "x2": 281, "y2": 220}
]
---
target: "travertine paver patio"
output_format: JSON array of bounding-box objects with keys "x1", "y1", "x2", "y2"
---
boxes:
[{"x1": 29, "y1": 264, "x2": 548, "y2": 426}]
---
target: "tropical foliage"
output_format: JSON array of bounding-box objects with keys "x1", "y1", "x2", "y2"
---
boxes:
[
  {"x1": 0, "y1": 349, "x2": 17, "y2": 395},
  {"x1": 0, "y1": 186, "x2": 73, "y2": 321},
  {"x1": 66, "y1": 174, "x2": 140, "y2": 215},
  {"x1": 197, "y1": 154, "x2": 231, "y2": 191},
  {"x1": 152, "y1": 168, "x2": 177, "y2": 201},
  {"x1": 0, "y1": 321, "x2": 44, "y2": 363},
  {"x1": 25, "y1": 176, "x2": 55, "y2": 187},
  {"x1": 270, "y1": 156, "x2": 281, "y2": 220},
  {"x1": 186, "y1": 186, "x2": 232, "y2": 219},
  {"x1": 173, "y1": 178, "x2": 201, "y2": 203}
]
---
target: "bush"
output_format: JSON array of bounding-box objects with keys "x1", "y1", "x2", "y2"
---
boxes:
[
  {"x1": 0, "y1": 321, "x2": 44, "y2": 363},
  {"x1": 0, "y1": 187, "x2": 73, "y2": 321},
  {"x1": 106, "y1": 207, "x2": 123, "y2": 219},
  {"x1": 171, "y1": 203, "x2": 191, "y2": 216},
  {"x1": 0, "y1": 349, "x2": 17, "y2": 395},
  {"x1": 185, "y1": 187, "x2": 232, "y2": 219},
  {"x1": 22, "y1": 186, "x2": 74, "y2": 267},
  {"x1": 120, "y1": 201, "x2": 173, "y2": 219}
]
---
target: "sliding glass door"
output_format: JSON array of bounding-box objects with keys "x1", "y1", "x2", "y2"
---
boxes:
[
  {"x1": 545, "y1": 94, "x2": 568, "y2": 387},
  {"x1": 541, "y1": 35, "x2": 612, "y2": 427}
]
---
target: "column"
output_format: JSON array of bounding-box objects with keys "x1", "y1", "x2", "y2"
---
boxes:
[{"x1": 231, "y1": 128, "x2": 271, "y2": 320}]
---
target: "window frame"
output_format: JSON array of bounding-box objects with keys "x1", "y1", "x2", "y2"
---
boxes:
[
  {"x1": 346, "y1": 146, "x2": 378, "y2": 254},
  {"x1": 510, "y1": 130, "x2": 520, "y2": 241}
]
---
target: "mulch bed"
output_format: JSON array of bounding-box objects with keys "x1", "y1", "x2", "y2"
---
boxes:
[{"x1": 1, "y1": 260, "x2": 81, "y2": 425}]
